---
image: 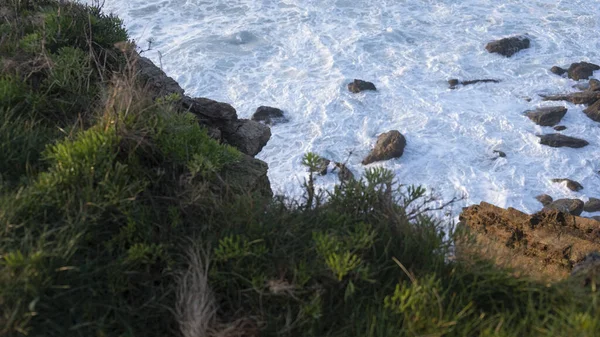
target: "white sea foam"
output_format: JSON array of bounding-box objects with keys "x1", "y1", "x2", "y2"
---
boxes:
[{"x1": 90, "y1": 0, "x2": 600, "y2": 218}]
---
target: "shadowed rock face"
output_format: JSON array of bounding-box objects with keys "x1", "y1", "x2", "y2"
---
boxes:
[
  {"x1": 485, "y1": 35, "x2": 530, "y2": 57},
  {"x1": 537, "y1": 134, "x2": 589, "y2": 148},
  {"x1": 525, "y1": 106, "x2": 567, "y2": 126},
  {"x1": 348, "y1": 79, "x2": 377, "y2": 93},
  {"x1": 251, "y1": 106, "x2": 287, "y2": 125},
  {"x1": 458, "y1": 202, "x2": 600, "y2": 282},
  {"x1": 362, "y1": 130, "x2": 406, "y2": 165},
  {"x1": 544, "y1": 198, "x2": 585, "y2": 216},
  {"x1": 584, "y1": 198, "x2": 600, "y2": 213}
]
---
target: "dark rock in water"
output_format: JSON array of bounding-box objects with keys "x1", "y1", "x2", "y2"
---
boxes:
[
  {"x1": 544, "y1": 198, "x2": 584, "y2": 216},
  {"x1": 584, "y1": 198, "x2": 600, "y2": 213},
  {"x1": 493, "y1": 150, "x2": 506, "y2": 158},
  {"x1": 538, "y1": 134, "x2": 589, "y2": 148},
  {"x1": 362, "y1": 130, "x2": 406, "y2": 165},
  {"x1": 550, "y1": 66, "x2": 567, "y2": 76},
  {"x1": 221, "y1": 154, "x2": 272, "y2": 198},
  {"x1": 348, "y1": 79, "x2": 377, "y2": 93},
  {"x1": 335, "y1": 162, "x2": 354, "y2": 182},
  {"x1": 222, "y1": 120, "x2": 271, "y2": 156},
  {"x1": 589, "y1": 79, "x2": 600, "y2": 92},
  {"x1": 525, "y1": 106, "x2": 567, "y2": 126},
  {"x1": 136, "y1": 56, "x2": 185, "y2": 99},
  {"x1": 551, "y1": 178, "x2": 583, "y2": 191},
  {"x1": 541, "y1": 91, "x2": 600, "y2": 105},
  {"x1": 485, "y1": 35, "x2": 530, "y2": 57},
  {"x1": 554, "y1": 125, "x2": 567, "y2": 131},
  {"x1": 252, "y1": 106, "x2": 287, "y2": 125},
  {"x1": 448, "y1": 78, "x2": 500, "y2": 89},
  {"x1": 182, "y1": 97, "x2": 238, "y2": 124},
  {"x1": 315, "y1": 157, "x2": 331, "y2": 176},
  {"x1": 567, "y1": 62, "x2": 600, "y2": 81},
  {"x1": 583, "y1": 100, "x2": 600, "y2": 122},
  {"x1": 535, "y1": 194, "x2": 554, "y2": 206}
]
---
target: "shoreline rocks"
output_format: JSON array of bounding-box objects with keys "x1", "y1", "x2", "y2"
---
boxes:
[
  {"x1": 567, "y1": 62, "x2": 600, "y2": 81},
  {"x1": 362, "y1": 130, "x2": 406, "y2": 165},
  {"x1": 525, "y1": 106, "x2": 567, "y2": 126},
  {"x1": 485, "y1": 35, "x2": 530, "y2": 57},
  {"x1": 448, "y1": 78, "x2": 500, "y2": 89},
  {"x1": 544, "y1": 198, "x2": 585, "y2": 216},
  {"x1": 251, "y1": 106, "x2": 288, "y2": 125},
  {"x1": 584, "y1": 198, "x2": 600, "y2": 213},
  {"x1": 537, "y1": 134, "x2": 589, "y2": 148},
  {"x1": 551, "y1": 178, "x2": 583, "y2": 191}
]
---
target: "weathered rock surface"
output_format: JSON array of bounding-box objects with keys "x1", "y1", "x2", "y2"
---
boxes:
[
  {"x1": 567, "y1": 62, "x2": 600, "y2": 81},
  {"x1": 570, "y1": 252, "x2": 600, "y2": 287},
  {"x1": 448, "y1": 78, "x2": 500, "y2": 89},
  {"x1": 524, "y1": 106, "x2": 567, "y2": 126},
  {"x1": 362, "y1": 130, "x2": 406, "y2": 165},
  {"x1": 550, "y1": 66, "x2": 567, "y2": 76},
  {"x1": 221, "y1": 155, "x2": 272, "y2": 198},
  {"x1": 538, "y1": 134, "x2": 589, "y2": 148},
  {"x1": 584, "y1": 198, "x2": 600, "y2": 213},
  {"x1": 541, "y1": 91, "x2": 600, "y2": 105},
  {"x1": 545, "y1": 198, "x2": 585, "y2": 216},
  {"x1": 458, "y1": 202, "x2": 600, "y2": 281},
  {"x1": 348, "y1": 79, "x2": 377, "y2": 93},
  {"x1": 535, "y1": 194, "x2": 553, "y2": 206},
  {"x1": 251, "y1": 106, "x2": 287, "y2": 125},
  {"x1": 551, "y1": 178, "x2": 583, "y2": 191},
  {"x1": 485, "y1": 35, "x2": 530, "y2": 57},
  {"x1": 583, "y1": 99, "x2": 600, "y2": 122},
  {"x1": 589, "y1": 79, "x2": 600, "y2": 91},
  {"x1": 222, "y1": 120, "x2": 271, "y2": 157},
  {"x1": 181, "y1": 97, "x2": 237, "y2": 124},
  {"x1": 136, "y1": 56, "x2": 185, "y2": 99}
]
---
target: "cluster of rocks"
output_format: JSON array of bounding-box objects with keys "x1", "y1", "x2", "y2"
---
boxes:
[{"x1": 134, "y1": 53, "x2": 273, "y2": 196}]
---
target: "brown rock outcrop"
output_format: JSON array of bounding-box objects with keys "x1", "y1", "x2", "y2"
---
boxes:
[{"x1": 458, "y1": 202, "x2": 600, "y2": 281}]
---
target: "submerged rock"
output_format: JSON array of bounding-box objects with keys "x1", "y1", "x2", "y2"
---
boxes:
[
  {"x1": 493, "y1": 150, "x2": 506, "y2": 158},
  {"x1": 538, "y1": 134, "x2": 589, "y2": 148},
  {"x1": 553, "y1": 125, "x2": 567, "y2": 131},
  {"x1": 541, "y1": 91, "x2": 600, "y2": 105},
  {"x1": 551, "y1": 178, "x2": 583, "y2": 191},
  {"x1": 251, "y1": 106, "x2": 287, "y2": 125},
  {"x1": 362, "y1": 130, "x2": 406, "y2": 165},
  {"x1": 348, "y1": 79, "x2": 377, "y2": 93},
  {"x1": 485, "y1": 35, "x2": 530, "y2": 57},
  {"x1": 448, "y1": 78, "x2": 500, "y2": 89},
  {"x1": 567, "y1": 62, "x2": 600, "y2": 81},
  {"x1": 524, "y1": 106, "x2": 567, "y2": 126}
]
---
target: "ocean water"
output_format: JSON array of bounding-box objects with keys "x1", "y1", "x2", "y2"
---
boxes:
[{"x1": 91, "y1": 0, "x2": 600, "y2": 218}]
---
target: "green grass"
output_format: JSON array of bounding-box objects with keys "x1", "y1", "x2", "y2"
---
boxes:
[{"x1": 0, "y1": 1, "x2": 599, "y2": 337}]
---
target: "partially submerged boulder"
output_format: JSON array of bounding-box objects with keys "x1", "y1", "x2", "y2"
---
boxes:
[
  {"x1": 448, "y1": 78, "x2": 500, "y2": 89},
  {"x1": 551, "y1": 178, "x2": 583, "y2": 191},
  {"x1": 584, "y1": 198, "x2": 600, "y2": 213},
  {"x1": 583, "y1": 100, "x2": 600, "y2": 122},
  {"x1": 485, "y1": 35, "x2": 530, "y2": 57},
  {"x1": 541, "y1": 91, "x2": 600, "y2": 105},
  {"x1": 589, "y1": 79, "x2": 600, "y2": 91},
  {"x1": 251, "y1": 106, "x2": 288, "y2": 125},
  {"x1": 348, "y1": 79, "x2": 377, "y2": 93},
  {"x1": 545, "y1": 198, "x2": 584, "y2": 216},
  {"x1": 538, "y1": 134, "x2": 589, "y2": 148},
  {"x1": 567, "y1": 62, "x2": 600, "y2": 81},
  {"x1": 535, "y1": 194, "x2": 553, "y2": 206},
  {"x1": 334, "y1": 162, "x2": 354, "y2": 182},
  {"x1": 550, "y1": 66, "x2": 567, "y2": 76},
  {"x1": 524, "y1": 106, "x2": 567, "y2": 126},
  {"x1": 362, "y1": 130, "x2": 406, "y2": 165},
  {"x1": 553, "y1": 125, "x2": 567, "y2": 131}
]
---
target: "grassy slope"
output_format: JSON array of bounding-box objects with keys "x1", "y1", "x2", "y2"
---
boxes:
[{"x1": 0, "y1": 1, "x2": 599, "y2": 336}]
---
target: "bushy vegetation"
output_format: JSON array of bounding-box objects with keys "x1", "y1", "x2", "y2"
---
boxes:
[{"x1": 1, "y1": 1, "x2": 599, "y2": 337}]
